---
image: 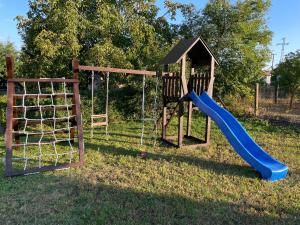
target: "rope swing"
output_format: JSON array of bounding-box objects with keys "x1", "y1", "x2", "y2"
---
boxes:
[
  {"x1": 88, "y1": 65, "x2": 158, "y2": 147},
  {"x1": 140, "y1": 74, "x2": 159, "y2": 147},
  {"x1": 90, "y1": 70, "x2": 109, "y2": 138}
]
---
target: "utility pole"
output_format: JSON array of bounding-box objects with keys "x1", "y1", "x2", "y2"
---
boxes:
[
  {"x1": 271, "y1": 53, "x2": 275, "y2": 70},
  {"x1": 271, "y1": 52, "x2": 278, "y2": 103},
  {"x1": 277, "y1": 37, "x2": 289, "y2": 62},
  {"x1": 274, "y1": 38, "x2": 289, "y2": 104}
]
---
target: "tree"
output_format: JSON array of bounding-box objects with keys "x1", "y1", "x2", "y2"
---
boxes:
[
  {"x1": 16, "y1": 0, "x2": 191, "y2": 79},
  {"x1": 16, "y1": 0, "x2": 191, "y2": 118},
  {"x1": 273, "y1": 51, "x2": 300, "y2": 109},
  {"x1": 180, "y1": 0, "x2": 272, "y2": 98},
  {"x1": 0, "y1": 41, "x2": 19, "y2": 79}
]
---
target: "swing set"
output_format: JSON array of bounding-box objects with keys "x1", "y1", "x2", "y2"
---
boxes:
[{"x1": 73, "y1": 60, "x2": 159, "y2": 146}]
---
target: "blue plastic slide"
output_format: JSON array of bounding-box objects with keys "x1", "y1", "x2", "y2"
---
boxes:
[{"x1": 189, "y1": 91, "x2": 288, "y2": 181}]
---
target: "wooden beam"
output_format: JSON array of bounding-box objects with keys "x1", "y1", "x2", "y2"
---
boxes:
[
  {"x1": 79, "y1": 65, "x2": 156, "y2": 76},
  {"x1": 207, "y1": 59, "x2": 215, "y2": 97},
  {"x1": 13, "y1": 105, "x2": 74, "y2": 113},
  {"x1": 8, "y1": 78, "x2": 78, "y2": 83},
  {"x1": 7, "y1": 162, "x2": 83, "y2": 177},
  {"x1": 13, "y1": 93, "x2": 73, "y2": 100},
  {"x1": 180, "y1": 55, "x2": 188, "y2": 95},
  {"x1": 13, "y1": 117, "x2": 76, "y2": 126}
]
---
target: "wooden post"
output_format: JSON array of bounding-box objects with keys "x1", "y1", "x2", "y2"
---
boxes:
[
  {"x1": 72, "y1": 58, "x2": 79, "y2": 80},
  {"x1": 186, "y1": 102, "x2": 192, "y2": 137},
  {"x1": 5, "y1": 55, "x2": 15, "y2": 176},
  {"x1": 105, "y1": 72, "x2": 109, "y2": 135},
  {"x1": 178, "y1": 101, "x2": 184, "y2": 147},
  {"x1": 162, "y1": 106, "x2": 167, "y2": 139},
  {"x1": 72, "y1": 58, "x2": 84, "y2": 165},
  {"x1": 162, "y1": 64, "x2": 168, "y2": 140},
  {"x1": 6, "y1": 55, "x2": 20, "y2": 147},
  {"x1": 71, "y1": 58, "x2": 79, "y2": 143},
  {"x1": 178, "y1": 56, "x2": 187, "y2": 147},
  {"x1": 205, "y1": 58, "x2": 215, "y2": 144},
  {"x1": 180, "y1": 55, "x2": 188, "y2": 95},
  {"x1": 163, "y1": 64, "x2": 168, "y2": 73},
  {"x1": 186, "y1": 67, "x2": 194, "y2": 136},
  {"x1": 254, "y1": 83, "x2": 259, "y2": 116},
  {"x1": 178, "y1": 57, "x2": 185, "y2": 147},
  {"x1": 274, "y1": 83, "x2": 278, "y2": 104}
]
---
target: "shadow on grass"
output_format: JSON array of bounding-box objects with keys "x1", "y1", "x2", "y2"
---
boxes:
[
  {"x1": 0, "y1": 171, "x2": 298, "y2": 225},
  {"x1": 86, "y1": 126, "x2": 159, "y2": 146},
  {"x1": 237, "y1": 114, "x2": 300, "y2": 131},
  {"x1": 91, "y1": 131, "x2": 145, "y2": 139},
  {"x1": 85, "y1": 131, "x2": 154, "y2": 147},
  {"x1": 85, "y1": 142, "x2": 260, "y2": 179}
]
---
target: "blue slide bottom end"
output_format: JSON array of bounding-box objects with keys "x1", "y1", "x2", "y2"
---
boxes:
[{"x1": 189, "y1": 91, "x2": 288, "y2": 181}]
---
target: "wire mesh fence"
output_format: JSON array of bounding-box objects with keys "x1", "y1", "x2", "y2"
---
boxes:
[{"x1": 255, "y1": 84, "x2": 300, "y2": 124}]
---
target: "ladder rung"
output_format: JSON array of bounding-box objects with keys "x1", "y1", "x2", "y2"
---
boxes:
[
  {"x1": 92, "y1": 122, "x2": 108, "y2": 127},
  {"x1": 92, "y1": 114, "x2": 107, "y2": 119}
]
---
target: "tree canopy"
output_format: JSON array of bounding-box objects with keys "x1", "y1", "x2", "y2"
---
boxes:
[
  {"x1": 273, "y1": 50, "x2": 300, "y2": 109},
  {"x1": 16, "y1": 0, "x2": 273, "y2": 98},
  {"x1": 16, "y1": 0, "x2": 190, "y2": 79},
  {"x1": 0, "y1": 41, "x2": 19, "y2": 79},
  {"x1": 180, "y1": 0, "x2": 272, "y2": 97}
]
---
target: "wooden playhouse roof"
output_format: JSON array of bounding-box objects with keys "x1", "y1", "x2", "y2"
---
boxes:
[{"x1": 159, "y1": 36, "x2": 219, "y2": 66}]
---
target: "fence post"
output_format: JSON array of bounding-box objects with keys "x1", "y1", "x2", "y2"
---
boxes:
[
  {"x1": 254, "y1": 83, "x2": 259, "y2": 116},
  {"x1": 274, "y1": 83, "x2": 278, "y2": 104}
]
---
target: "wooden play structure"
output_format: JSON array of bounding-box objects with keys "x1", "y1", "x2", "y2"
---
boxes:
[
  {"x1": 4, "y1": 36, "x2": 218, "y2": 176},
  {"x1": 5, "y1": 55, "x2": 84, "y2": 176},
  {"x1": 160, "y1": 37, "x2": 218, "y2": 148},
  {"x1": 4, "y1": 36, "x2": 289, "y2": 181}
]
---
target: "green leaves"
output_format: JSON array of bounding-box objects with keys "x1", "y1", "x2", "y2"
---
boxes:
[
  {"x1": 0, "y1": 41, "x2": 19, "y2": 79},
  {"x1": 181, "y1": 0, "x2": 272, "y2": 98},
  {"x1": 17, "y1": 0, "x2": 182, "y2": 78},
  {"x1": 273, "y1": 50, "x2": 300, "y2": 109},
  {"x1": 15, "y1": 0, "x2": 273, "y2": 100}
]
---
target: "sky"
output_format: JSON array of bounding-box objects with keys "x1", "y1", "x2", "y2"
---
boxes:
[{"x1": 0, "y1": 0, "x2": 300, "y2": 68}]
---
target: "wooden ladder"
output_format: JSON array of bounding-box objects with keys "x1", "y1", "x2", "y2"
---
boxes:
[{"x1": 91, "y1": 114, "x2": 108, "y2": 127}]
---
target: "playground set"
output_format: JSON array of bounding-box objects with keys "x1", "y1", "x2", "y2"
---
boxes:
[{"x1": 4, "y1": 36, "x2": 288, "y2": 181}]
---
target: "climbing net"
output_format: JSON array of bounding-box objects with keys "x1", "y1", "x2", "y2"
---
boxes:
[{"x1": 5, "y1": 78, "x2": 84, "y2": 176}]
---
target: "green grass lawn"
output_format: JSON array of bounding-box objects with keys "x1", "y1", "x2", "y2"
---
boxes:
[{"x1": 0, "y1": 112, "x2": 299, "y2": 225}]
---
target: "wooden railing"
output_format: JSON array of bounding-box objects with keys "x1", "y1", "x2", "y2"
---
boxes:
[
  {"x1": 188, "y1": 73, "x2": 211, "y2": 95},
  {"x1": 162, "y1": 73, "x2": 182, "y2": 102}
]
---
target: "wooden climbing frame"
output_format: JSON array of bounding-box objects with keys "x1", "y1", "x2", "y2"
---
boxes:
[{"x1": 5, "y1": 55, "x2": 84, "y2": 176}]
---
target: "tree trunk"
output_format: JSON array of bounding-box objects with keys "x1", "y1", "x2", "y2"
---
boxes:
[{"x1": 289, "y1": 92, "x2": 295, "y2": 110}]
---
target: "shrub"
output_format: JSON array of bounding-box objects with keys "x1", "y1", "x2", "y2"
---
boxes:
[{"x1": 0, "y1": 95, "x2": 7, "y2": 132}]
